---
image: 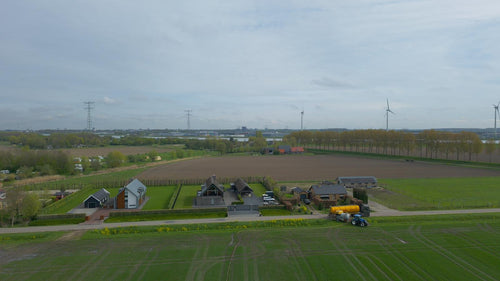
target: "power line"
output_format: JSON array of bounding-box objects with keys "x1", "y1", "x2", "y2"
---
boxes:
[{"x1": 84, "y1": 101, "x2": 95, "y2": 131}]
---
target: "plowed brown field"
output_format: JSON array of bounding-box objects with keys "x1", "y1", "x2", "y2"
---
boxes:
[{"x1": 138, "y1": 155, "x2": 500, "y2": 181}]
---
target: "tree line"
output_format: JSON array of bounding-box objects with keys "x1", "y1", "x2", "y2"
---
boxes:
[
  {"x1": 0, "y1": 149, "x2": 73, "y2": 180},
  {"x1": 0, "y1": 132, "x2": 195, "y2": 149},
  {"x1": 284, "y1": 129, "x2": 494, "y2": 162}
]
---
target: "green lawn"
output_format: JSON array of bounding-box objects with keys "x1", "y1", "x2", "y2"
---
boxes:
[
  {"x1": 248, "y1": 183, "x2": 267, "y2": 196},
  {"x1": 1, "y1": 213, "x2": 499, "y2": 281},
  {"x1": 174, "y1": 185, "x2": 200, "y2": 209},
  {"x1": 142, "y1": 186, "x2": 177, "y2": 210},
  {"x1": 260, "y1": 208, "x2": 291, "y2": 216},
  {"x1": 371, "y1": 176, "x2": 500, "y2": 210}
]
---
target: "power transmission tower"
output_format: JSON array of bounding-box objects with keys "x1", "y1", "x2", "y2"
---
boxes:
[
  {"x1": 84, "y1": 101, "x2": 95, "y2": 131},
  {"x1": 185, "y1": 109, "x2": 192, "y2": 130}
]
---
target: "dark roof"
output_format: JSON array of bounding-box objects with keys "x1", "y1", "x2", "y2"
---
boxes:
[
  {"x1": 291, "y1": 187, "x2": 304, "y2": 193},
  {"x1": 234, "y1": 178, "x2": 253, "y2": 193},
  {"x1": 85, "y1": 188, "x2": 110, "y2": 203},
  {"x1": 309, "y1": 184, "x2": 347, "y2": 195},
  {"x1": 201, "y1": 175, "x2": 224, "y2": 194},
  {"x1": 337, "y1": 176, "x2": 377, "y2": 184},
  {"x1": 278, "y1": 145, "x2": 291, "y2": 151}
]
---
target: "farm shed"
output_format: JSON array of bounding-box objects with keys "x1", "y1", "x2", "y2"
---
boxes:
[
  {"x1": 54, "y1": 191, "x2": 71, "y2": 200},
  {"x1": 262, "y1": 147, "x2": 274, "y2": 155},
  {"x1": 115, "y1": 179, "x2": 147, "y2": 209},
  {"x1": 336, "y1": 176, "x2": 377, "y2": 188},
  {"x1": 308, "y1": 181, "x2": 347, "y2": 201},
  {"x1": 291, "y1": 147, "x2": 305, "y2": 154},
  {"x1": 278, "y1": 145, "x2": 291, "y2": 154},
  {"x1": 291, "y1": 187, "x2": 308, "y2": 200},
  {"x1": 195, "y1": 175, "x2": 225, "y2": 206},
  {"x1": 231, "y1": 178, "x2": 253, "y2": 196},
  {"x1": 83, "y1": 188, "x2": 110, "y2": 208}
]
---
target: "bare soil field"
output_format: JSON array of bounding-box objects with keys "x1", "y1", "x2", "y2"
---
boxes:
[{"x1": 138, "y1": 155, "x2": 500, "y2": 181}]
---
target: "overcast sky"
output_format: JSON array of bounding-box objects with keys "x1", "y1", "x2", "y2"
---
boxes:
[{"x1": 1, "y1": 1, "x2": 500, "y2": 130}]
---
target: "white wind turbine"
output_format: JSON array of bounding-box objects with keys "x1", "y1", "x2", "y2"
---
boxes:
[
  {"x1": 385, "y1": 99, "x2": 395, "y2": 131},
  {"x1": 493, "y1": 102, "x2": 500, "y2": 139}
]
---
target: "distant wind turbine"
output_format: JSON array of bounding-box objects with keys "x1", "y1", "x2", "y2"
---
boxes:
[
  {"x1": 385, "y1": 99, "x2": 395, "y2": 131},
  {"x1": 300, "y1": 109, "x2": 304, "y2": 130},
  {"x1": 493, "y1": 102, "x2": 500, "y2": 139}
]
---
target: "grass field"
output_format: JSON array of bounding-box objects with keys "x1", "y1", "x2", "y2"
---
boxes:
[
  {"x1": 22, "y1": 167, "x2": 150, "y2": 191},
  {"x1": 142, "y1": 186, "x2": 177, "y2": 210},
  {"x1": 248, "y1": 183, "x2": 267, "y2": 196},
  {"x1": 1, "y1": 213, "x2": 499, "y2": 281},
  {"x1": 372, "y1": 177, "x2": 500, "y2": 210},
  {"x1": 174, "y1": 185, "x2": 200, "y2": 209}
]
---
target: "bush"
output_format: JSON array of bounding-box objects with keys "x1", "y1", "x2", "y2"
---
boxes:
[{"x1": 353, "y1": 188, "x2": 368, "y2": 204}]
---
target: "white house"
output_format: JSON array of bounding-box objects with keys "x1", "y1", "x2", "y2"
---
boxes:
[{"x1": 115, "y1": 179, "x2": 147, "y2": 209}]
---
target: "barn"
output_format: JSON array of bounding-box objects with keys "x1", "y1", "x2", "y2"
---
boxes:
[
  {"x1": 308, "y1": 181, "x2": 347, "y2": 201},
  {"x1": 83, "y1": 188, "x2": 110, "y2": 208},
  {"x1": 336, "y1": 176, "x2": 377, "y2": 188},
  {"x1": 115, "y1": 179, "x2": 147, "y2": 209}
]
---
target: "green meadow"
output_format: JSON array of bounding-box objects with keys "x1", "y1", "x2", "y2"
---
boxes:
[
  {"x1": 1, "y1": 213, "x2": 499, "y2": 281},
  {"x1": 371, "y1": 177, "x2": 500, "y2": 210}
]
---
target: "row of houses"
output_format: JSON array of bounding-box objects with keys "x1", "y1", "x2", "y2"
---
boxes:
[
  {"x1": 83, "y1": 179, "x2": 147, "y2": 209},
  {"x1": 194, "y1": 175, "x2": 255, "y2": 206},
  {"x1": 193, "y1": 175, "x2": 377, "y2": 208}
]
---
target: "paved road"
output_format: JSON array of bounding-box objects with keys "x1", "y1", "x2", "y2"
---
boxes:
[
  {"x1": 0, "y1": 214, "x2": 325, "y2": 234},
  {"x1": 2, "y1": 207, "x2": 500, "y2": 234}
]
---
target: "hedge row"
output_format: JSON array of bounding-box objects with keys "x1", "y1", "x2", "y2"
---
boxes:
[
  {"x1": 28, "y1": 213, "x2": 87, "y2": 226},
  {"x1": 109, "y1": 207, "x2": 227, "y2": 217},
  {"x1": 35, "y1": 213, "x2": 86, "y2": 220},
  {"x1": 259, "y1": 204, "x2": 286, "y2": 210}
]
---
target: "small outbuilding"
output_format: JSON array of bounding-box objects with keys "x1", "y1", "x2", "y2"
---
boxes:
[
  {"x1": 83, "y1": 188, "x2": 110, "y2": 208},
  {"x1": 231, "y1": 178, "x2": 253, "y2": 196},
  {"x1": 291, "y1": 187, "x2": 308, "y2": 200},
  {"x1": 291, "y1": 147, "x2": 305, "y2": 154},
  {"x1": 278, "y1": 145, "x2": 291, "y2": 154}
]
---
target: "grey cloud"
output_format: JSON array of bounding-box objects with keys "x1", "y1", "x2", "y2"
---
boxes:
[{"x1": 311, "y1": 77, "x2": 356, "y2": 89}]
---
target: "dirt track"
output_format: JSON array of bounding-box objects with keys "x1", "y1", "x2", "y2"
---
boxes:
[{"x1": 138, "y1": 155, "x2": 500, "y2": 181}]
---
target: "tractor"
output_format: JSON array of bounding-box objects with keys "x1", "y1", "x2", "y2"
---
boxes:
[{"x1": 351, "y1": 214, "x2": 368, "y2": 227}]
